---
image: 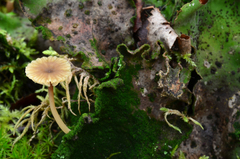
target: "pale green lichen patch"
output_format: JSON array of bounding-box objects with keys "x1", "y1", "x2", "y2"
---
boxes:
[
  {"x1": 21, "y1": 0, "x2": 62, "y2": 16},
  {"x1": 116, "y1": 43, "x2": 151, "y2": 61},
  {"x1": 175, "y1": 0, "x2": 240, "y2": 90}
]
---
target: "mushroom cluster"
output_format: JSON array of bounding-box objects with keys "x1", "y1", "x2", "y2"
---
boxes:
[{"x1": 25, "y1": 56, "x2": 71, "y2": 134}]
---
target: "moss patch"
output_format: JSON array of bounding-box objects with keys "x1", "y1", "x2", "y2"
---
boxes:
[
  {"x1": 84, "y1": 10, "x2": 90, "y2": 15},
  {"x1": 52, "y1": 63, "x2": 192, "y2": 159},
  {"x1": 56, "y1": 36, "x2": 65, "y2": 42},
  {"x1": 58, "y1": 26, "x2": 63, "y2": 30},
  {"x1": 96, "y1": 78, "x2": 124, "y2": 90},
  {"x1": 35, "y1": 26, "x2": 53, "y2": 40},
  {"x1": 65, "y1": 9, "x2": 72, "y2": 17},
  {"x1": 148, "y1": 92, "x2": 156, "y2": 102}
]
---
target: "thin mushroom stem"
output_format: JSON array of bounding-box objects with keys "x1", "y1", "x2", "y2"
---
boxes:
[{"x1": 48, "y1": 83, "x2": 70, "y2": 134}]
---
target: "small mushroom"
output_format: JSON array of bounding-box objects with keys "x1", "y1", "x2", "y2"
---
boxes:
[{"x1": 25, "y1": 56, "x2": 71, "y2": 134}]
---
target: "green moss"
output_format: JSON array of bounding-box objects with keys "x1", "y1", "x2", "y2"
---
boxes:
[
  {"x1": 65, "y1": 9, "x2": 72, "y2": 17},
  {"x1": 96, "y1": 78, "x2": 124, "y2": 90},
  {"x1": 97, "y1": 1, "x2": 102, "y2": 6},
  {"x1": 52, "y1": 64, "x2": 192, "y2": 159},
  {"x1": 35, "y1": 26, "x2": 52, "y2": 40},
  {"x1": 90, "y1": 38, "x2": 108, "y2": 65},
  {"x1": 45, "y1": 18, "x2": 51, "y2": 23},
  {"x1": 236, "y1": 111, "x2": 240, "y2": 120},
  {"x1": 148, "y1": 92, "x2": 156, "y2": 102},
  {"x1": 101, "y1": 50, "x2": 106, "y2": 55},
  {"x1": 233, "y1": 122, "x2": 240, "y2": 138},
  {"x1": 130, "y1": 16, "x2": 136, "y2": 25},
  {"x1": 79, "y1": 2, "x2": 84, "y2": 9},
  {"x1": 78, "y1": 51, "x2": 90, "y2": 62},
  {"x1": 110, "y1": 55, "x2": 126, "y2": 78},
  {"x1": 56, "y1": 36, "x2": 65, "y2": 42},
  {"x1": 58, "y1": 26, "x2": 63, "y2": 30},
  {"x1": 84, "y1": 10, "x2": 90, "y2": 15},
  {"x1": 147, "y1": 107, "x2": 152, "y2": 114},
  {"x1": 66, "y1": 34, "x2": 71, "y2": 38}
]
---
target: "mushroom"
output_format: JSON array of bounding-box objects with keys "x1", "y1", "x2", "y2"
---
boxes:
[{"x1": 25, "y1": 56, "x2": 71, "y2": 134}]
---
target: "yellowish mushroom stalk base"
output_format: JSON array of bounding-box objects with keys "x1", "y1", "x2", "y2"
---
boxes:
[{"x1": 49, "y1": 83, "x2": 70, "y2": 134}]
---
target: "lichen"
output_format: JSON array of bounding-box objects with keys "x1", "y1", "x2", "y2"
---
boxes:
[
  {"x1": 72, "y1": 23, "x2": 78, "y2": 28},
  {"x1": 174, "y1": 0, "x2": 240, "y2": 90},
  {"x1": 112, "y1": 11, "x2": 117, "y2": 15},
  {"x1": 116, "y1": 43, "x2": 151, "y2": 61},
  {"x1": 108, "y1": 4, "x2": 113, "y2": 9}
]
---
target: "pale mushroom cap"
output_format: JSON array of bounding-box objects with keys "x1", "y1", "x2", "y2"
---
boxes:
[{"x1": 25, "y1": 56, "x2": 71, "y2": 87}]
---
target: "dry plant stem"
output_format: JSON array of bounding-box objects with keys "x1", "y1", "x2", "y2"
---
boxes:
[
  {"x1": 83, "y1": 76, "x2": 91, "y2": 111},
  {"x1": 65, "y1": 80, "x2": 77, "y2": 116},
  {"x1": 48, "y1": 83, "x2": 70, "y2": 134}
]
